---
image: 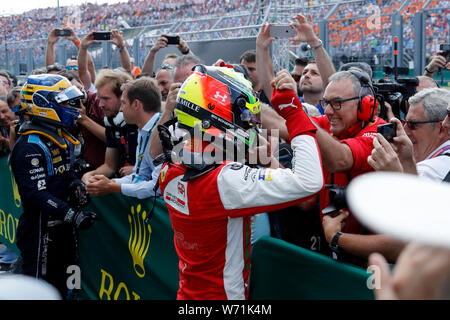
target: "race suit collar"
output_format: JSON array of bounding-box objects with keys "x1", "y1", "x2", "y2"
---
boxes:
[{"x1": 17, "y1": 120, "x2": 80, "y2": 149}]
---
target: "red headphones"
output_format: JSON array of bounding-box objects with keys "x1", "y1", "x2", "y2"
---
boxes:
[{"x1": 348, "y1": 68, "x2": 377, "y2": 123}]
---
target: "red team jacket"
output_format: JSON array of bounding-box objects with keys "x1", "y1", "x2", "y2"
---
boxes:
[
  {"x1": 313, "y1": 115, "x2": 386, "y2": 235},
  {"x1": 159, "y1": 135, "x2": 323, "y2": 300}
]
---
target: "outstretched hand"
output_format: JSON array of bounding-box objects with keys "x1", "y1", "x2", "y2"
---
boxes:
[
  {"x1": 290, "y1": 13, "x2": 321, "y2": 47},
  {"x1": 256, "y1": 23, "x2": 275, "y2": 50}
]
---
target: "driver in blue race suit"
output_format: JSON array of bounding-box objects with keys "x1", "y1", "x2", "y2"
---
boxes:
[{"x1": 10, "y1": 74, "x2": 97, "y2": 299}]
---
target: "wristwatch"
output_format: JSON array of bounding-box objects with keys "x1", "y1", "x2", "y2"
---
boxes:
[
  {"x1": 424, "y1": 66, "x2": 433, "y2": 74},
  {"x1": 311, "y1": 39, "x2": 323, "y2": 50},
  {"x1": 330, "y1": 231, "x2": 343, "y2": 253}
]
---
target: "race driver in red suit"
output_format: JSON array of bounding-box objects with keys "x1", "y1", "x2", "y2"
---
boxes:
[{"x1": 158, "y1": 64, "x2": 324, "y2": 300}]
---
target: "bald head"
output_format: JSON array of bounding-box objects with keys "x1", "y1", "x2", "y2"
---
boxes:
[{"x1": 417, "y1": 76, "x2": 438, "y2": 92}]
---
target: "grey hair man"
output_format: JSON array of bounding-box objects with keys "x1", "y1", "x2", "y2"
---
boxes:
[
  {"x1": 404, "y1": 88, "x2": 450, "y2": 180},
  {"x1": 173, "y1": 55, "x2": 203, "y2": 83}
]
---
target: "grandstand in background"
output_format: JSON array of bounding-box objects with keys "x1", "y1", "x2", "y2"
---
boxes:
[{"x1": 0, "y1": 0, "x2": 449, "y2": 83}]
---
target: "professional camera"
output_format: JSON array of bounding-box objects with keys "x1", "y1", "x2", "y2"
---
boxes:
[
  {"x1": 322, "y1": 184, "x2": 348, "y2": 215},
  {"x1": 439, "y1": 43, "x2": 450, "y2": 62},
  {"x1": 72, "y1": 158, "x2": 91, "y2": 179},
  {"x1": 373, "y1": 66, "x2": 419, "y2": 120}
]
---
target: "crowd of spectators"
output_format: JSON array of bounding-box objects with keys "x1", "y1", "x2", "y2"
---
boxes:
[
  {"x1": 1, "y1": 0, "x2": 450, "y2": 73},
  {"x1": 0, "y1": 0, "x2": 253, "y2": 44}
]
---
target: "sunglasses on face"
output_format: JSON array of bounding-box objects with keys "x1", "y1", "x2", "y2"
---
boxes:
[
  {"x1": 404, "y1": 119, "x2": 441, "y2": 130},
  {"x1": 66, "y1": 65, "x2": 79, "y2": 71},
  {"x1": 160, "y1": 64, "x2": 173, "y2": 70},
  {"x1": 319, "y1": 96, "x2": 360, "y2": 111}
]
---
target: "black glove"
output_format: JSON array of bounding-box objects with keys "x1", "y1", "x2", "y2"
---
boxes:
[
  {"x1": 64, "y1": 208, "x2": 97, "y2": 230},
  {"x1": 68, "y1": 180, "x2": 89, "y2": 209}
]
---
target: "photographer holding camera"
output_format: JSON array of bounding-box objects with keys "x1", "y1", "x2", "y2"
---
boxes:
[
  {"x1": 369, "y1": 88, "x2": 450, "y2": 182},
  {"x1": 424, "y1": 48, "x2": 450, "y2": 78}
]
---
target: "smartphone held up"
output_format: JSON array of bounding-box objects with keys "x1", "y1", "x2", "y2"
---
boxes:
[
  {"x1": 55, "y1": 29, "x2": 71, "y2": 37},
  {"x1": 93, "y1": 32, "x2": 112, "y2": 41},
  {"x1": 165, "y1": 35, "x2": 180, "y2": 45},
  {"x1": 269, "y1": 25, "x2": 296, "y2": 39}
]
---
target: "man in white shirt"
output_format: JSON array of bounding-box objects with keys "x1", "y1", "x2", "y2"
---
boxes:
[
  {"x1": 85, "y1": 77, "x2": 162, "y2": 199},
  {"x1": 369, "y1": 88, "x2": 450, "y2": 181},
  {"x1": 405, "y1": 88, "x2": 450, "y2": 181}
]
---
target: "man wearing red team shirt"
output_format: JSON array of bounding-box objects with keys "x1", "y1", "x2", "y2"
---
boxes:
[
  {"x1": 311, "y1": 70, "x2": 404, "y2": 266},
  {"x1": 270, "y1": 68, "x2": 404, "y2": 266}
]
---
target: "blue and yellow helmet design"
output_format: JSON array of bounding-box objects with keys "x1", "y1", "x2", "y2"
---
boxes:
[{"x1": 20, "y1": 74, "x2": 84, "y2": 128}]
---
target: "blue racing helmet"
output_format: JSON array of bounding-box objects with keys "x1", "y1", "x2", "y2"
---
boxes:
[{"x1": 19, "y1": 74, "x2": 84, "y2": 128}]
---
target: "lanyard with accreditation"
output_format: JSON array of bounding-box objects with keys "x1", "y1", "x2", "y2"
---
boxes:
[{"x1": 132, "y1": 113, "x2": 161, "y2": 183}]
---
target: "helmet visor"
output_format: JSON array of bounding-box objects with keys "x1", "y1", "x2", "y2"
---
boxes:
[
  {"x1": 54, "y1": 85, "x2": 84, "y2": 106},
  {"x1": 240, "y1": 105, "x2": 261, "y2": 128}
]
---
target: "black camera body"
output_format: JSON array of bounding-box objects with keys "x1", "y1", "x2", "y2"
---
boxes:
[
  {"x1": 439, "y1": 43, "x2": 450, "y2": 62},
  {"x1": 322, "y1": 184, "x2": 348, "y2": 215},
  {"x1": 373, "y1": 76, "x2": 418, "y2": 120}
]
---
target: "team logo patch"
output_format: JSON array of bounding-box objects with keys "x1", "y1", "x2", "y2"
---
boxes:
[
  {"x1": 362, "y1": 132, "x2": 377, "y2": 139},
  {"x1": 229, "y1": 163, "x2": 244, "y2": 171},
  {"x1": 212, "y1": 91, "x2": 229, "y2": 105},
  {"x1": 31, "y1": 158, "x2": 39, "y2": 167},
  {"x1": 258, "y1": 169, "x2": 274, "y2": 181},
  {"x1": 164, "y1": 177, "x2": 189, "y2": 215},
  {"x1": 52, "y1": 156, "x2": 62, "y2": 164},
  {"x1": 177, "y1": 182, "x2": 186, "y2": 197},
  {"x1": 37, "y1": 180, "x2": 46, "y2": 190}
]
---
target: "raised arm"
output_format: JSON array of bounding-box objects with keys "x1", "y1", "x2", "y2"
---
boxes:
[
  {"x1": 78, "y1": 32, "x2": 98, "y2": 91},
  {"x1": 109, "y1": 29, "x2": 131, "y2": 74},
  {"x1": 142, "y1": 35, "x2": 169, "y2": 74},
  {"x1": 424, "y1": 50, "x2": 450, "y2": 77},
  {"x1": 256, "y1": 23, "x2": 276, "y2": 100},
  {"x1": 45, "y1": 29, "x2": 60, "y2": 67},
  {"x1": 290, "y1": 14, "x2": 336, "y2": 88},
  {"x1": 65, "y1": 27, "x2": 95, "y2": 87}
]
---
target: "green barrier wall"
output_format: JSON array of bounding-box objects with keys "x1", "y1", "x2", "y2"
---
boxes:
[
  {"x1": 249, "y1": 236, "x2": 374, "y2": 300},
  {"x1": 1, "y1": 155, "x2": 374, "y2": 300},
  {"x1": 78, "y1": 194, "x2": 179, "y2": 300},
  {"x1": 0, "y1": 154, "x2": 22, "y2": 255}
]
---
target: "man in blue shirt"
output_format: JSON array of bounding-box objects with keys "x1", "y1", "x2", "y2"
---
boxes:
[{"x1": 85, "y1": 77, "x2": 162, "y2": 199}]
